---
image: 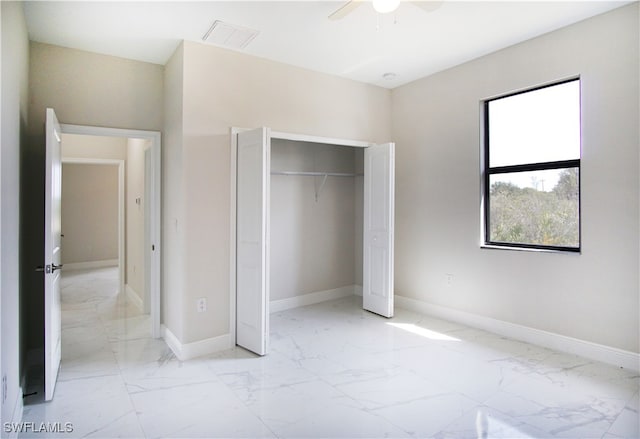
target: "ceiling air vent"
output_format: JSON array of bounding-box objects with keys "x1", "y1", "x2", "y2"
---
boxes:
[{"x1": 202, "y1": 20, "x2": 259, "y2": 50}]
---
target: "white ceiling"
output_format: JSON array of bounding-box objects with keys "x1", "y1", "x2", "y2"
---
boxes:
[{"x1": 23, "y1": 1, "x2": 631, "y2": 89}]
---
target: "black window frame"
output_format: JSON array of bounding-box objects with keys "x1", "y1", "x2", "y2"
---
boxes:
[{"x1": 483, "y1": 78, "x2": 581, "y2": 253}]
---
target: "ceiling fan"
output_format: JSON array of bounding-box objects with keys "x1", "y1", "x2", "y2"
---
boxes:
[{"x1": 329, "y1": 0, "x2": 443, "y2": 20}]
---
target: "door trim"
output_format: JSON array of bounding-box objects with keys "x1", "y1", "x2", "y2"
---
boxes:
[{"x1": 60, "y1": 124, "x2": 162, "y2": 338}]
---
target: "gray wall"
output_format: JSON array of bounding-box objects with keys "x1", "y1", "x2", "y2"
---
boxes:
[
  {"x1": 1, "y1": 0, "x2": 29, "y2": 425},
  {"x1": 270, "y1": 140, "x2": 363, "y2": 301},
  {"x1": 391, "y1": 4, "x2": 639, "y2": 353}
]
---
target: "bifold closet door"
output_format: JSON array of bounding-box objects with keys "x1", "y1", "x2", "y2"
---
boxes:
[
  {"x1": 236, "y1": 127, "x2": 270, "y2": 355},
  {"x1": 363, "y1": 142, "x2": 395, "y2": 318}
]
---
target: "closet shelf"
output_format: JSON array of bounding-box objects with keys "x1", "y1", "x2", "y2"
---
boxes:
[
  {"x1": 271, "y1": 170, "x2": 362, "y2": 202},
  {"x1": 271, "y1": 171, "x2": 362, "y2": 177}
]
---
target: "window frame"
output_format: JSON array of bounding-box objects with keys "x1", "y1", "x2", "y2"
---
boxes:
[{"x1": 483, "y1": 78, "x2": 582, "y2": 253}]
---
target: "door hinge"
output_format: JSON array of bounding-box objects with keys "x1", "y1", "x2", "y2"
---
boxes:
[{"x1": 2, "y1": 374, "x2": 7, "y2": 404}]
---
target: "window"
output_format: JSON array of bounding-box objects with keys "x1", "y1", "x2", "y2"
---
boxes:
[{"x1": 483, "y1": 79, "x2": 581, "y2": 252}]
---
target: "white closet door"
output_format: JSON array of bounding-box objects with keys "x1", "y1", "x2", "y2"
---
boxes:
[
  {"x1": 236, "y1": 127, "x2": 270, "y2": 355},
  {"x1": 363, "y1": 142, "x2": 395, "y2": 318}
]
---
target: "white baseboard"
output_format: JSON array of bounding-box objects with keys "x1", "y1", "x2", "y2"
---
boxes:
[
  {"x1": 161, "y1": 325, "x2": 233, "y2": 361},
  {"x1": 270, "y1": 285, "x2": 357, "y2": 313},
  {"x1": 125, "y1": 284, "x2": 143, "y2": 313},
  {"x1": 395, "y1": 295, "x2": 640, "y2": 372},
  {"x1": 62, "y1": 259, "x2": 118, "y2": 271}
]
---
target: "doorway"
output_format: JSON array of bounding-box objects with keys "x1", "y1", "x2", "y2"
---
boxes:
[
  {"x1": 25, "y1": 122, "x2": 162, "y2": 403},
  {"x1": 59, "y1": 125, "x2": 161, "y2": 338},
  {"x1": 24, "y1": 111, "x2": 162, "y2": 403}
]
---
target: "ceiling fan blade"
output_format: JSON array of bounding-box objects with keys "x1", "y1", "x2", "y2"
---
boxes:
[
  {"x1": 411, "y1": 0, "x2": 444, "y2": 13},
  {"x1": 328, "y1": 0, "x2": 364, "y2": 21}
]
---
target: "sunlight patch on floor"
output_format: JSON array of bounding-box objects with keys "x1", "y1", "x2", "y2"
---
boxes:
[{"x1": 387, "y1": 322, "x2": 461, "y2": 341}]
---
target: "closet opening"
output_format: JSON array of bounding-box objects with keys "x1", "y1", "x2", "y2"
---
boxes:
[
  {"x1": 232, "y1": 127, "x2": 395, "y2": 356},
  {"x1": 270, "y1": 139, "x2": 365, "y2": 313}
]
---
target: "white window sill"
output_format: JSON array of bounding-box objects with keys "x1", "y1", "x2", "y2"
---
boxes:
[{"x1": 481, "y1": 244, "x2": 581, "y2": 255}]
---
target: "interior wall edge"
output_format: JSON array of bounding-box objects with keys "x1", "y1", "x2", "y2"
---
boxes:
[
  {"x1": 161, "y1": 41, "x2": 185, "y2": 343},
  {"x1": 161, "y1": 324, "x2": 233, "y2": 361},
  {"x1": 125, "y1": 284, "x2": 144, "y2": 313}
]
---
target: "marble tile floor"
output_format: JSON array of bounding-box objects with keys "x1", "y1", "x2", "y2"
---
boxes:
[{"x1": 21, "y1": 267, "x2": 639, "y2": 438}]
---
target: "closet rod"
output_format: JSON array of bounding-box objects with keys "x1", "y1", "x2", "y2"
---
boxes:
[{"x1": 271, "y1": 171, "x2": 362, "y2": 177}]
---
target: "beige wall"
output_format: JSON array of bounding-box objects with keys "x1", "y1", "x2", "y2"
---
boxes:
[
  {"x1": 62, "y1": 133, "x2": 127, "y2": 160},
  {"x1": 270, "y1": 140, "x2": 363, "y2": 301},
  {"x1": 29, "y1": 42, "x2": 164, "y2": 132},
  {"x1": 1, "y1": 0, "x2": 29, "y2": 425},
  {"x1": 391, "y1": 4, "x2": 639, "y2": 353},
  {"x1": 165, "y1": 40, "x2": 392, "y2": 344},
  {"x1": 61, "y1": 164, "x2": 119, "y2": 264},
  {"x1": 126, "y1": 138, "x2": 149, "y2": 302}
]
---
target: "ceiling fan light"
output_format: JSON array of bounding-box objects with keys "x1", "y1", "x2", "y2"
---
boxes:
[{"x1": 372, "y1": 0, "x2": 401, "y2": 14}]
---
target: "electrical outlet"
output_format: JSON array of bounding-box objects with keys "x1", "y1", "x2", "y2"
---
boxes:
[
  {"x1": 197, "y1": 298, "x2": 207, "y2": 313},
  {"x1": 446, "y1": 273, "x2": 454, "y2": 287}
]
